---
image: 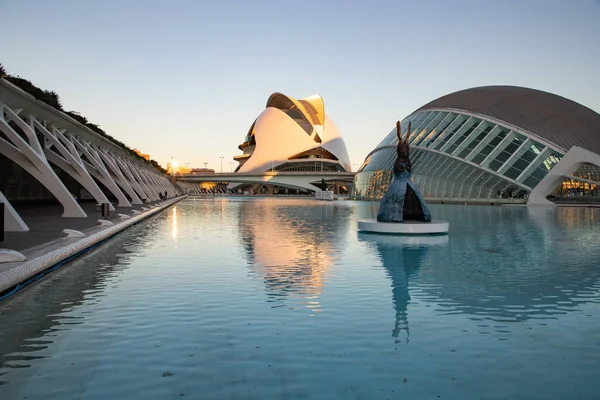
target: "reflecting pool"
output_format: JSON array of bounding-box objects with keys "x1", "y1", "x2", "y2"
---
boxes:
[{"x1": 0, "y1": 198, "x2": 599, "y2": 399}]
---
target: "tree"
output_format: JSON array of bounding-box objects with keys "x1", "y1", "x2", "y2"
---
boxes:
[
  {"x1": 0, "y1": 63, "x2": 6, "y2": 78},
  {"x1": 42, "y1": 90, "x2": 62, "y2": 110}
]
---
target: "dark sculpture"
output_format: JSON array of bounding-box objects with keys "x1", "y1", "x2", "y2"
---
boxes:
[{"x1": 377, "y1": 121, "x2": 432, "y2": 223}]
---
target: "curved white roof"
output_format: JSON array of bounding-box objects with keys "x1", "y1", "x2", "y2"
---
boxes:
[{"x1": 236, "y1": 93, "x2": 351, "y2": 173}]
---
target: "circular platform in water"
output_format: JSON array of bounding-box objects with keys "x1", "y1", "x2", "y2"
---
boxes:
[{"x1": 357, "y1": 219, "x2": 449, "y2": 234}]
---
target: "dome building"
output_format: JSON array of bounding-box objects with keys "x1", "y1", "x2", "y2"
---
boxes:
[{"x1": 353, "y1": 86, "x2": 600, "y2": 205}]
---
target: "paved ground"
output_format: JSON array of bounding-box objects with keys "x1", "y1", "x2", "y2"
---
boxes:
[{"x1": 2, "y1": 200, "x2": 171, "y2": 252}]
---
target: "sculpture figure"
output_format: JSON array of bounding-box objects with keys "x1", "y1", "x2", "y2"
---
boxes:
[{"x1": 377, "y1": 121, "x2": 432, "y2": 223}]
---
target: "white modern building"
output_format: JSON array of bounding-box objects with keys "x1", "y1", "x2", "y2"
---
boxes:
[
  {"x1": 234, "y1": 93, "x2": 351, "y2": 174},
  {"x1": 0, "y1": 78, "x2": 184, "y2": 232},
  {"x1": 353, "y1": 86, "x2": 600, "y2": 205}
]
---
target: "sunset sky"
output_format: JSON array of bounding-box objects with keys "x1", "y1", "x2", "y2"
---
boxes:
[{"x1": 2, "y1": 0, "x2": 599, "y2": 170}]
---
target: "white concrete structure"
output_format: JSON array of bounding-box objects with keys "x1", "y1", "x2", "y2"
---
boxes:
[
  {"x1": 353, "y1": 86, "x2": 600, "y2": 206},
  {"x1": 0, "y1": 78, "x2": 180, "y2": 232},
  {"x1": 178, "y1": 171, "x2": 354, "y2": 193},
  {"x1": 357, "y1": 219, "x2": 449, "y2": 234},
  {"x1": 234, "y1": 93, "x2": 351, "y2": 174},
  {"x1": 528, "y1": 146, "x2": 600, "y2": 205}
]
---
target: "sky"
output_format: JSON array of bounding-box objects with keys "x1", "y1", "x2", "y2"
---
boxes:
[{"x1": 1, "y1": 0, "x2": 599, "y2": 171}]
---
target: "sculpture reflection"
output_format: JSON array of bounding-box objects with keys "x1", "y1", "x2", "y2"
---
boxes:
[
  {"x1": 365, "y1": 205, "x2": 600, "y2": 332},
  {"x1": 358, "y1": 233, "x2": 448, "y2": 342},
  {"x1": 237, "y1": 199, "x2": 351, "y2": 306}
]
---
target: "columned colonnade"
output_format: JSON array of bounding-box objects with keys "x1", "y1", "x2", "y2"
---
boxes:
[{"x1": 0, "y1": 79, "x2": 182, "y2": 232}]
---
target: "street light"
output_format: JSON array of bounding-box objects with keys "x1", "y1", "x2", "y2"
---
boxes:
[
  {"x1": 219, "y1": 155, "x2": 224, "y2": 173},
  {"x1": 229, "y1": 161, "x2": 234, "y2": 172},
  {"x1": 203, "y1": 162, "x2": 208, "y2": 170}
]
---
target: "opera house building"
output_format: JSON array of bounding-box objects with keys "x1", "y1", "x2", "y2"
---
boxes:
[
  {"x1": 234, "y1": 93, "x2": 351, "y2": 174},
  {"x1": 353, "y1": 86, "x2": 600, "y2": 205}
]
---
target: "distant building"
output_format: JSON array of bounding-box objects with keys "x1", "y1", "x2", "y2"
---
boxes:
[
  {"x1": 234, "y1": 92, "x2": 351, "y2": 173},
  {"x1": 133, "y1": 148, "x2": 150, "y2": 161},
  {"x1": 353, "y1": 86, "x2": 600, "y2": 205}
]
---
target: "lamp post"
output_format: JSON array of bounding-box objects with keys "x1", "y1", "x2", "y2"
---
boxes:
[
  {"x1": 219, "y1": 155, "x2": 224, "y2": 173},
  {"x1": 203, "y1": 162, "x2": 208, "y2": 170},
  {"x1": 229, "y1": 161, "x2": 234, "y2": 172}
]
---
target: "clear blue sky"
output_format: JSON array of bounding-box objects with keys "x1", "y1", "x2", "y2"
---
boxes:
[{"x1": 1, "y1": 0, "x2": 599, "y2": 171}]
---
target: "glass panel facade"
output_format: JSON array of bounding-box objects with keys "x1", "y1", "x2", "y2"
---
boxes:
[
  {"x1": 486, "y1": 133, "x2": 526, "y2": 172},
  {"x1": 456, "y1": 123, "x2": 492, "y2": 159},
  {"x1": 423, "y1": 113, "x2": 458, "y2": 148},
  {"x1": 470, "y1": 128, "x2": 508, "y2": 165},
  {"x1": 430, "y1": 115, "x2": 469, "y2": 151},
  {"x1": 413, "y1": 112, "x2": 447, "y2": 146},
  {"x1": 445, "y1": 118, "x2": 482, "y2": 155},
  {"x1": 352, "y1": 109, "x2": 568, "y2": 203},
  {"x1": 521, "y1": 150, "x2": 563, "y2": 188}
]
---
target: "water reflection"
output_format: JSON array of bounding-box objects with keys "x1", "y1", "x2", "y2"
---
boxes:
[
  {"x1": 237, "y1": 199, "x2": 352, "y2": 307},
  {"x1": 358, "y1": 233, "x2": 449, "y2": 342},
  {"x1": 0, "y1": 219, "x2": 162, "y2": 386},
  {"x1": 171, "y1": 206, "x2": 178, "y2": 241},
  {"x1": 360, "y1": 204, "x2": 600, "y2": 331}
]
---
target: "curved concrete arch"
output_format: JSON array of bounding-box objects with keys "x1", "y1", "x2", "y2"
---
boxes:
[
  {"x1": 0, "y1": 104, "x2": 87, "y2": 218},
  {"x1": 30, "y1": 119, "x2": 115, "y2": 211},
  {"x1": 71, "y1": 136, "x2": 132, "y2": 207},
  {"x1": 528, "y1": 146, "x2": 600, "y2": 205},
  {"x1": 320, "y1": 116, "x2": 351, "y2": 172},
  {"x1": 92, "y1": 146, "x2": 142, "y2": 205},
  {"x1": 266, "y1": 92, "x2": 298, "y2": 110}
]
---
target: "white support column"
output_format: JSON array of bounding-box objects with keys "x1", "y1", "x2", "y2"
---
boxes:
[
  {"x1": 147, "y1": 170, "x2": 173, "y2": 195},
  {"x1": 90, "y1": 145, "x2": 142, "y2": 205},
  {"x1": 30, "y1": 119, "x2": 115, "y2": 211},
  {"x1": 0, "y1": 104, "x2": 87, "y2": 218},
  {"x1": 0, "y1": 190, "x2": 29, "y2": 232},
  {"x1": 154, "y1": 173, "x2": 172, "y2": 194},
  {"x1": 116, "y1": 157, "x2": 157, "y2": 201},
  {"x1": 71, "y1": 136, "x2": 132, "y2": 207},
  {"x1": 99, "y1": 149, "x2": 149, "y2": 202},
  {"x1": 528, "y1": 146, "x2": 600, "y2": 205},
  {"x1": 131, "y1": 165, "x2": 162, "y2": 199},
  {"x1": 128, "y1": 162, "x2": 160, "y2": 200}
]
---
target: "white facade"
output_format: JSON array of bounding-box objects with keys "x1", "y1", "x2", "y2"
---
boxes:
[
  {"x1": 0, "y1": 79, "x2": 181, "y2": 232},
  {"x1": 235, "y1": 93, "x2": 351, "y2": 174}
]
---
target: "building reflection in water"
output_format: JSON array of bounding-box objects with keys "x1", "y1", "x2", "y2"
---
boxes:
[
  {"x1": 358, "y1": 233, "x2": 449, "y2": 342},
  {"x1": 237, "y1": 199, "x2": 352, "y2": 309}
]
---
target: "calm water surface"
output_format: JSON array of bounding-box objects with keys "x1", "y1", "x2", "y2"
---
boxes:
[{"x1": 0, "y1": 198, "x2": 599, "y2": 400}]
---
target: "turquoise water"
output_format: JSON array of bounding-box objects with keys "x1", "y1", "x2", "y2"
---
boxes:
[{"x1": 0, "y1": 198, "x2": 599, "y2": 400}]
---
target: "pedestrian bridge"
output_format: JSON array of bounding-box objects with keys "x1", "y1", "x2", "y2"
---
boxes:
[{"x1": 175, "y1": 171, "x2": 355, "y2": 192}]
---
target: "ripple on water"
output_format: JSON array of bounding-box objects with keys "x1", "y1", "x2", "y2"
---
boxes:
[{"x1": 0, "y1": 200, "x2": 599, "y2": 399}]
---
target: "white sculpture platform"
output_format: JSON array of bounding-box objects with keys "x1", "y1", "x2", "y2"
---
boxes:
[
  {"x1": 358, "y1": 232, "x2": 449, "y2": 246},
  {"x1": 357, "y1": 219, "x2": 449, "y2": 234}
]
